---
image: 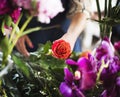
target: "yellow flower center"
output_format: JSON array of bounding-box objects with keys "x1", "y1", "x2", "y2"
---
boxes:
[{"x1": 74, "y1": 70, "x2": 81, "y2": 80}]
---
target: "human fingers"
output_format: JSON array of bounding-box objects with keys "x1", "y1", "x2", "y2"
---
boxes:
[
  {"x1": 25, "y1": 36, "x2": 34, "y2": 48},
  {"x1": 16, "y1": 36, "x2": 30, "y2": 57}
]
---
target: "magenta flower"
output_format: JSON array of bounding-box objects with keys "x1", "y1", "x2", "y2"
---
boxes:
[
  {"x1": 95, "y1": 37, "x2": 115, "y2": 61},
  {"x1": 60, "y1": 56, "x2": 97, "y2": 97},
  {"x1": 114, "y1": 41, "x2": 120, "y2": 54},
  {"x1": 12, "y1": 0, "x2": 32, "y2": 10},
  {"x1": 0, "y1": 0, "x2": 11, "y2": 15},
  {"x1": 60, "y1": 68, "x2": 85, "y2": 97},
  {"x1": 10, "y1": 8, "x2": 21, "y2": 23},
  {"x1": 94, "y1": 37, "x2": 120, "y2": 97},
  {"x1": 95, "y1": 37, "x2": 120, "y2": 88},
  {"x1": 65, "y1": 57, "x2": 97, "y2": 90}
]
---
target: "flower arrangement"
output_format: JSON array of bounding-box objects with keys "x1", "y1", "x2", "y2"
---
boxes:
[
  {"x1": 0, "y1": 0, "x2": 65, "y2": 96},
  {"x1": 0, "y1": 0, "x2": 120, "y2": 97},
  {"x1": 0, "y1": 0, "x2": 64, "y2": 72}
]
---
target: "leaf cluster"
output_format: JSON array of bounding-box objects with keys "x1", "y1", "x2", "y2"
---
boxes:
[{"x1": 1, "y1": 42, "x2": 66, "y2": 97}]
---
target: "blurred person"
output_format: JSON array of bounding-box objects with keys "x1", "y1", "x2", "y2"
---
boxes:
[
  {"x1": 16, "y1": 0, "x2": 90, "y2": 57},
  {"x1": 82, "y1": 0, "x2": 118, "y2": 50}
]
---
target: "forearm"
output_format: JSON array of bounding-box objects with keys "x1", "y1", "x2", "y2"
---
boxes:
[
  {"x1": 67, "y1": 12, "x2": 89, "y2": 40},
  {"x1": 61, "y1": 12, "x2": 89, "y2": 50}
]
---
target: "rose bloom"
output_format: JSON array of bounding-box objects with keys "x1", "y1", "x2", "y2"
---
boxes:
[{"x1": 52, "y1": 40, "x2": 71, "y2": 59}]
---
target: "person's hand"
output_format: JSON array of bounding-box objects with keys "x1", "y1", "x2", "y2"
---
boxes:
[
  {"x1": 58, "y1": 33, "x2": 76, "y2": 52},
  {"x1": 16, "y1": 35, "x2": 33, "y2": 57}
]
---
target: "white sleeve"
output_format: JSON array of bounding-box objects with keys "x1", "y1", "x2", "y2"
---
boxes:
[{"x1": 67, "y1": 0, "x2": 91, "y2": 18}]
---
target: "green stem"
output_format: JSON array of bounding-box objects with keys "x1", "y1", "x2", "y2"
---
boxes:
[
  {"x1": 96, "y1": 0, "x2": 101, "y2": 20},
  {"x1": 21, "y1": 24, "x2": 60, "y2": 37},
  {"x1": 96, "y1": 0, "x2": 103, "y2": 38},
  {"x1": 104, "y1": 0, "x2": 108, "y2": 17},
  {"x1": 97, "y1": 60, "x2": 109, "y2": 81},
  {"x1": 1, "y1": 15, "x2": 33, "y2": 67},
  {"x1": 21, "y1": 27, "x2": 42, "y2": 36},
  {"x1": 9, "y1": 14, "x2": 22, "y2": 44},
  {"x1": 108, "y1": 26, "x2": 112, "y2": 40},
  {"x1": 9, "y1": 16, "x2": 33, "y2": 55},
  {"x1": 108, "y1": 0, "x2": 112, "y2": 17}
]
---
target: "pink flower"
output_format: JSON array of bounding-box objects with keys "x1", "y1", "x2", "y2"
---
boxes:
[
  {"x1": 0, "y1": 0, "x2": 11, "y2": 15},
  {"x1": 37, "y1": 0, "x2": 64, "y2": 24},
  {"x1": 10, "y1": 8, "x2": 21, "y2": 23},
  {"x1": 12, "y1": 0, "x2": 32, "y2": 10}
]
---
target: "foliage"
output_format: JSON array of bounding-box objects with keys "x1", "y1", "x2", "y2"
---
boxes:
[
  {"x1": 95, "y1": 0, "x2": 120, "y2": 38},
  {"x1": 1, "y1": 42, "x2": 66, "y2": 97},
  {"x1": 0, "y1": 0, "x2": 120, "y2": 97}
]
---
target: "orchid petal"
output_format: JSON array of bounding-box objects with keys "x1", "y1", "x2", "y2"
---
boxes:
[
  {"x1": 64, "y1": 68, "x2": 73, "y2": 84},
  {"x1": 59, "y1": 82, "x2": 73, "y2": 97},
  {"x1": 65, "y1": 59, "x2": 77, "y2": 66}
]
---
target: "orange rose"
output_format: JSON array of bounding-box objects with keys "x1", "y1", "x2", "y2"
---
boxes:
[
  {"x1": 52, "y1": 40, "x2": 71, "y2": 59},
  {"x1": 80, "y1": 50, "x2": 91, "y2": 59}
]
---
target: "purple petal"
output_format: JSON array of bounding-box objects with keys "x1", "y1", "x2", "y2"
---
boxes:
[
  {"x1": 100, "y1": 90, "x2": 107, "y2": 97},
  {"x1": 96, "y1": 38, "x2": 114, "y2": 60},
  {"x1": 65, "y1": 59, "x2": 77, "y2": 66},
  {"x1": 64, "y1": 68, "x2": 73, "y2": 84},
  {"x1": 114, "y1": 41, "x2": 120, "y2": 53},
  {"x1": 77, "y1": 58, "x2": 97, "y2": 90},
  {"x1": 116, "y1": 77, "x2": 120, "y2": 86},
  {"x1": 77, "y1": 57, "x2": 92, "y2": 71},
  {"x1": 59, "y1": 82, "x2": 73, "y2": 97},
  {"x1": 80, "y1": 71, "x2": 96, "y2": 90}
]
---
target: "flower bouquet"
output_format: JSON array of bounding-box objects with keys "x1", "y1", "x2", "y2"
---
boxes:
[
  {"x1": 0, "y1": 0, "x2": 120, "y2": 97},
  {"x1": 0, "y1": 0, "x2": 65, "y2": 96}
]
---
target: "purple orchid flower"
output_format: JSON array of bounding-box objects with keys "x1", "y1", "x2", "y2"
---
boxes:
[
  {"x1": 60, "y1": 56, "x2": 97, "y2": 97},
  {"x1": 60, "y1": 68, "x2": 85, "y2": 97},
  {"x1": 95, "y1": 37, "x2": 120, "y2": 88},
  {"x1": 65, "y1": 57, "x2": 97, "y2": 90},
  {"x1": 95, "y1": 37, "x2": 115, "y2": 61},
  {"x1": 100, "y1": 56, "x2": 120, "y2": 88},
  {"x1": 94, "y1": 37, "x2": 120, "y2": 97}
]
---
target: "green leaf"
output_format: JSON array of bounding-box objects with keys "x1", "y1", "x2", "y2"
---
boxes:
[
  {"x1": 21, "y1": 27, "x2": 41, "y2": 36},
  {"x1": 4, "y1": 15, "x2": 12, "y2": 27},
  {"x1": 1, "y1": 20, "x2": 5, "y2": 34},
  {"x1": 0, "y1": 37, "x2": 9, "y2": 54},
  {"x1": 0, "y1": 37, "x2": 9, "y2": 65},
  {"x1": 12, "y1": 54, "x2": 33, "y2": 78}
]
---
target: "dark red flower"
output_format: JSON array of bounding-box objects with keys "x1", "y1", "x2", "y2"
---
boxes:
[
  {"x1": 52, "y1": 40, "x2": 71, "y2": 59},
  {"x1": 0, "y1": 0, "x2": 11, "y2": 15},
  {"x1": 10, "y1": 8, "x2": 21, "y2": 23}
]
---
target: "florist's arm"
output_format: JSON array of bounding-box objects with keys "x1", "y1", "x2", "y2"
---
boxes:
[{"x1": 60, "y1": 11, "x2": 90, "y2": 51}]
